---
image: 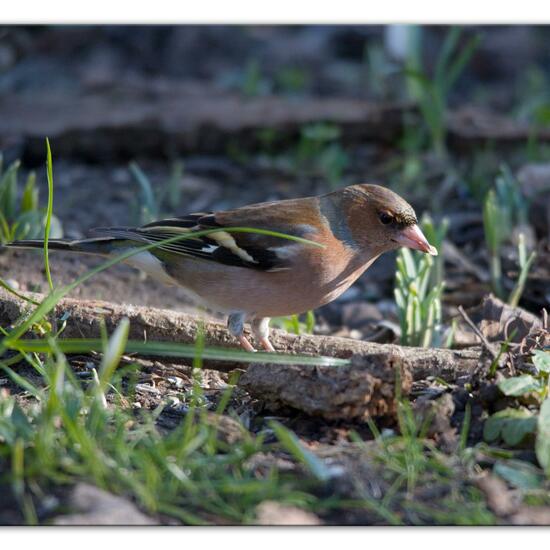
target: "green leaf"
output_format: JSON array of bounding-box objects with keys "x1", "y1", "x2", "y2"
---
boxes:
[
  {"x1": 48, "y1": 214, "x2": 64, "y2": 239},
  {"x1": 0, "y1": 160, "x2": 20, "y2": 221},
  {"x1": 129, "y1": 161, "x2": 159, "y2": 222},
  {"x1": 0, "y1": 398, "x2": 33, "y2": 445},
  {"x1": 533, "y1": 350, "x2": 550, "y2": 374},
  {"x1": 10, "y1": 401, "x2": 33, "y2": 441},
  {"x1": 21, "y1": 172, "x2": 38, "y2": 213},
  {"x1": 483, "y1": 414, "x2": 505, "y2": 442},
  {"x1": 536, "y1": 398, "x2": 550, "y2": 474},
  {"x1": 484, "y1": 408, "x2": 537, "y2": 446},
  {"x1": 498, "y1": 374, "x2": 542, "y2": 397},
  {"x1": 502, "y1": 415, "x2": 538, "y2": 446},
  {"x1": 494, "y1": 460, "x2": 543, "y2": 490}
]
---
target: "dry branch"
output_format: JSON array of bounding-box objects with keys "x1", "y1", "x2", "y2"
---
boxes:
[{"x1": 0, "y1": 289, "x2": 483, "y2": 420}]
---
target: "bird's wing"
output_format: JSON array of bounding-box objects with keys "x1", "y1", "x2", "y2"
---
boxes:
[{"x1": 93, "y1": 197, "x2": 321, "y2": 272}]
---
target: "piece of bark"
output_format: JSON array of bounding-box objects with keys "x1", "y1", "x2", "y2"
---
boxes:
[
  {"x1": 473, "y1": 294, "x2": 542, "y2": 343},
  {"x1": 0, "y1": 289, "x2": 483, "y2": 420},
  {"x1": 241, "y1": 352, "x2": 413, "y2": 420}
]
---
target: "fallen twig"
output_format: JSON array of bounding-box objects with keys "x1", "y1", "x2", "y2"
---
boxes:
[
  {"x1": 0, "y1": 288, "x2": 484, "y2": 420},
  {"x1": 457, "y1": 305, "x2": 498, "y2": 360}
]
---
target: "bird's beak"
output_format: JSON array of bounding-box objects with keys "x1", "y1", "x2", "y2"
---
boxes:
[{"x1": 394, "y1": 224, "x2": 438, "y2": 256}]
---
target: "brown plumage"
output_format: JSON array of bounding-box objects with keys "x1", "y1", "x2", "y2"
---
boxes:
[{"x1": 8, "y1": 184, "x2": 437, "y2": 351}]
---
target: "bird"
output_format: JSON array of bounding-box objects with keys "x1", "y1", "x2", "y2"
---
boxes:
[{"x1": 7, "y1": 183, "x2": 437, "y2": 352}]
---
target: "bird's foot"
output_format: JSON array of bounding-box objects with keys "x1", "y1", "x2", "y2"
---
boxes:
[
  {"x1": 238, "y1": 335, "x2": 257, "y2": 353},
  {"x1": 259, "y1": 337, "x2": 275, "y2": 352}
]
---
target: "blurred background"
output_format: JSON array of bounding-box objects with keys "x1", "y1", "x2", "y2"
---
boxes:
[{"x1": 0, "y1": 25, "x2": 548, "y2": 341}]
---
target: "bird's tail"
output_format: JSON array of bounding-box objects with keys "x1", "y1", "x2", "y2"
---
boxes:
[{"x1": 6, "y1": 236, "x2": 121, "y2": 256}]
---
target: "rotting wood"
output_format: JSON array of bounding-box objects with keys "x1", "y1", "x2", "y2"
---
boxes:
[
  {"x1": 0, "y1": 288, "x2": 484, "y2": 420},
  {"x1": 2, "y1": 90, "x2": 549, "y2": 162},
  {"x1": 0, "y1": 92, "x2": 411, "y2": 161}
]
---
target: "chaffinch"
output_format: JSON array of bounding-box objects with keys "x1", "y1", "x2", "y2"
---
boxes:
[{"x1": 9, "y1": 184, "x2": 436, "y2": 352}]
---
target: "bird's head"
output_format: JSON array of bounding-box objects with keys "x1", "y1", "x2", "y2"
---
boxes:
[{"x1": 325, "y1": 184, "x2": 438, "y2": 257}]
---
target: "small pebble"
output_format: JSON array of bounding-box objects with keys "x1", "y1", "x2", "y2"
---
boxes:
[
  {"x1": 167, "y1": 376, "x2": 185, "y2": 388},
  {"x1": 5, "y1": 278, "x2": 19, "y2": 290}
]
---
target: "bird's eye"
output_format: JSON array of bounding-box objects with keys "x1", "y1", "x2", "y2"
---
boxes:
[{"x1": 378, "y1": 212, "x2": 393, "y2": 225}]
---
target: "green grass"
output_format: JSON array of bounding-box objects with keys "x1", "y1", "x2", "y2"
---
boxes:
[
  {"x1": 0, "y1": 331, "x2": 328, "y2": 524},
  {"x1": 352, "y1": 400, "x2": 496, "y2": 525}
]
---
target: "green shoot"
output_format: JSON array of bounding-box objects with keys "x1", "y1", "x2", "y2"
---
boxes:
[
  {"x1": 483, "y1": 166, "x2": 535, "y2": 304},
  {"x1": 269, "y1": 421, "x2": 331, "y2": 482},
  {"x1": 129, "y1": 162, "x2": 160, "y2": 224},
  {"x1": 44, "y1": 139, "x2": 55, "y2": 292},
  {"x1": 129, "y1": 160, "x2": 185, "y2": 225},
  {"x1": 495, "y1": 164, "x2": 529, "y2": 228},
  {"x1": 394, "y1": 218, "x2": 446, "y2": 348},
  {"x1": 508, "y1": 233, "x2": 537, "y2": 308},
  {"x1": 271, "y1": 311, "x2": 316, "y2": 335},
  {"x1": 482, "y1": 189, "x2": 506, "y2": 298},
  {"x1": 419, "y1": 214, "x2": 449, "y2": 287},
  {"x1": 8, "y1": 338, "x2": 348, "y2": 367},
  {"x1": 405, "y1": 26, "x2": 480, "y2": 157},
  {"x1": 0, "y1": 151, "x2": 62, "y2": 245},
  {"x1": 395, "y1": 249, "x2": 444, "y2": 348}
]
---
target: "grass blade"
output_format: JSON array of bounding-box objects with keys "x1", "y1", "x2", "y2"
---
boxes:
[
  {"x1": 9, "y1": 338, "x2": 350, "y2": 367},
  {"x1": 44, "y1": 138, "x2": 55, "y2": 292},
  {"x1": 270, "y1": 420, "x2": 332, "y2": 481}
]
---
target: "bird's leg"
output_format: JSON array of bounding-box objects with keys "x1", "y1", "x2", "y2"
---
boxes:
[
  {"x1": 251, "y1": 317, "x2": 275, "y2": 352},
  {"x1": 227, "y1": 312, "x2": 256, "y2": 352}
]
